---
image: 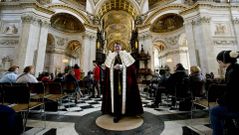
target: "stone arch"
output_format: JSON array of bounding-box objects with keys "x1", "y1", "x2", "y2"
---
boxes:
[
  {"x1": 50, "y1": 13, "x2": 85, "y2": 33},
  {"x1": 153, "y1": 41, "x2": 167, "y2": 69},
  {"x1": 48, "y1": 4, "x2": 91, "y2": 24},
  {"x1": 144, "y1": 4, "x2": 187, "y2": 24},
  {"x1": 150, "y1": 13, "x2": 184, "y2": 33}
]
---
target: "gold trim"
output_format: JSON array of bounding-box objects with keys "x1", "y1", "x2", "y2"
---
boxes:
[
  {"x1": 144, "y1": 4, "x2": 187, "y2": 24},
  {"x1": 48, "y1": 4, "x2": 91, "y2": 24}
]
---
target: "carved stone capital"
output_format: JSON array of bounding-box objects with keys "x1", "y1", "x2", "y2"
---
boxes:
[
  {"x1": 139, "y1": 32, "x2": 152, "y2": 39},
  {"x1": 83, "y1": 32, "x2": 96, "y2": 39},
  {"x1": 21, "y1": 14, "x2": 43, "y2": 26},
  {"x1": 42, "y1": 20, "x2": 50, "y2": 27},
  {"x1": 21, "y1": 15, "x2": 34, "y2": 24},
  {"x1": 199, "y1": 16, "x2": 211, "y2": 24}
]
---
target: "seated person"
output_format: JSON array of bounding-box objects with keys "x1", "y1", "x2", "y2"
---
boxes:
[
  {"x1": 16, "y1": 65, "x2": 38, "y2": 83},
  {"x1": 188, "y1": 66, "x2": 205, "y2": 98},
  {"x1": 0, "y1": 65, "x2": 19, "y2": 83},
  {"x1": 210, "y1": 50, "x2": 239, "y2": 135}
]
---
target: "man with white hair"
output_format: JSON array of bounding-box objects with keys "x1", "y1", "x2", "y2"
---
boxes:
[{"x1": 101, "y1": 43, "x2": 143, "y2": 123}]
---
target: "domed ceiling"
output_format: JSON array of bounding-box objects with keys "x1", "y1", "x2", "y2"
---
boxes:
[
  {"x1": 103, "y1": 11, "x2": 133, "y2": 51},
  {"x1": 150, "y1": 13, "x2": 184, "y2": 33},
  {"x1": 50, "y1": 13, "x2": 85, "y2": 33},
  {"x1": 98, "y1": 0, "x2": 138, "y2": 51}
]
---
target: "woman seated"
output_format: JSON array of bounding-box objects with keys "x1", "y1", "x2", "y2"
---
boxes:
[
  {"x1": 210, "y1": 50, "x2": 239, "y2": 135},
  {"x1": 16, "y1": 65, "x2": 38, "y2": 83}
]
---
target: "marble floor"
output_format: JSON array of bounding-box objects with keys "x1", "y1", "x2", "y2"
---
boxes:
[{"x1": 23, "y1": 94, "x2": 213, "y2": 135}]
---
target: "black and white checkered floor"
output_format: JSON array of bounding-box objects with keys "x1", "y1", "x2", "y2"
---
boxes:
[{"x1": 26, "y1": 92, "x2": 212, "y2": 135}]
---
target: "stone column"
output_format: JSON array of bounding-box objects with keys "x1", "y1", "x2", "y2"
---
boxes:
[
  {"x1": 35, "y1": 20, "x2": 50, "y2": 75},
  {"x1": 18, "y1": 14, "x2": 41, "y2": 72},
  {"x1": 233, "y1": 18, "x2": 239, "y2": 49},
  {"x1": 184, "y1": 20, "x2": 197, "y2": 67},
  {"x1": 81, "y1": 32, "x2": 96, "y2": 74},
  {"x1": 197, "y1": 16, "x2": 216, "y2": 73}
]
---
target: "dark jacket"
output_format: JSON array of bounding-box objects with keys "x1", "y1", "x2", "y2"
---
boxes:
[
  {"x1": 168, "y1": 69, "x2": 188, "y2": 98},
  {"x1": 189, "y1": 73, "x2": 205, "y2": 97},
  {"x1": 220, "y1": 63, "x2": 239, "y2": 112}
]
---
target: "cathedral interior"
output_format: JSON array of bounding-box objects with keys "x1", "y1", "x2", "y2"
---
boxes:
[{"x1": 0, "y1": 0, "x2": 239, "y2": 135}]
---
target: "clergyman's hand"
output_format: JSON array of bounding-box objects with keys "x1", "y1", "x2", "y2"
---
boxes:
[{"x1": 114, "y1": 64, "x2": 123, "y2": 70}]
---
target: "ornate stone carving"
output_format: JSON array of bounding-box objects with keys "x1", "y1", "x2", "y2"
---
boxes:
[
  {"x1": 165, "y1": 35, "x2": 180, "y2": 46},
  {"x1": 159, "y1": 49, "x2": 186, "y2": 58},
  {"x1": 214, "y1": 23, "x2": 227, "y2": 35},
  {"x1": 135, "y1": 14, "x2": 147, "y2": 25},
  {"x1": 213, "y1": 40, "x2": 236, "y2": 45},
  {"x1": 233, "y1": 18, "x2": 239, "y2": 24},
  {"x1": 55, "y1": 36, "x2": 68, "y2": 47},
  {"x1": 199, "y1": 16, "x2": 211, "y2": 24},
  {"x1": 21, "y1": 15, "x2": 34, "y2": 23},
  {"x1": 42, "y1": 20, "x2": 50, "y2": 27},
  {"x1": 3, "y1": 24, "x2": 18, "y2": 35},
  {"x1": 0, "y1": 40, "x2": 18, "y2": 47},
  {"x1": 1, "y1": 56, "x2": 13, "y2": 70},
  {"x1": 21, "y1": 15, "x2": 42, "y2": 26}
]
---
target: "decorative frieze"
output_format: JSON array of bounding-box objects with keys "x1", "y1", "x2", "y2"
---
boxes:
[
  {"x1": 186, "y1": 16, "x2": 211, "y2": 26},
  {"x1": 213, "y1": 40, "x2": 236, "y2": 45},
  {"x1": 0, "y1": 39, "x2": 18, "y2": 47},
  {"x1": 159, "y1": 49, "x2": 187, "y2": 58}
]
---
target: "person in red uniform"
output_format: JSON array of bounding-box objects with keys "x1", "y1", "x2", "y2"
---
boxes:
[
  {"x1": 73, "y1": 64, "x2": 81, "y2": 80},
  {"x1": 92, "y1": 60, "x2": 101, "y2": 98}
]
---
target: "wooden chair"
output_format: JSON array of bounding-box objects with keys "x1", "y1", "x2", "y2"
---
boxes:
[
  {"x1": 61, "y1": 81, "x2": 78, "y2": 102},
  {"x1": 44, "y1": 82, "x2": 66, "y2": 101},
  {"x1": 191, "y1": 83, "x2": 226, "y2": 119},
  {"x1": 28, "y1": 82, "x2": 46, "y2": 128},
  {"x1": 2, "y1": 83, "x2": 30, "y2": 131}
]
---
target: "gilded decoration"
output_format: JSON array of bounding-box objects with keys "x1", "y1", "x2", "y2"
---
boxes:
[
  {"x1": 66, "y1": 40, "x2": 81, "y2": 57},
  {"x1": 103, "y1": 11, "x2": 133, "y2": 51},
  {"x1": 69, "y1": 0, "x2": 86, "y2": 6},
  {"x1": 50, "y1": 13, "x2": 85, "y2": 33},
  {"x1": 150, "y1": 14, "x2": 184, "y2": 33},
  {"x1": 97, "y1": 0, "x2": 138, "y2": 19},
  {"x1": 149, "y1": 0, "x2": 177, "y2": 9}
]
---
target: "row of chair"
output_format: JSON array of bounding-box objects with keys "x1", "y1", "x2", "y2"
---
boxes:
[{"x1": 0, "y1": 81, "x2": 80, "y2": 132}]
